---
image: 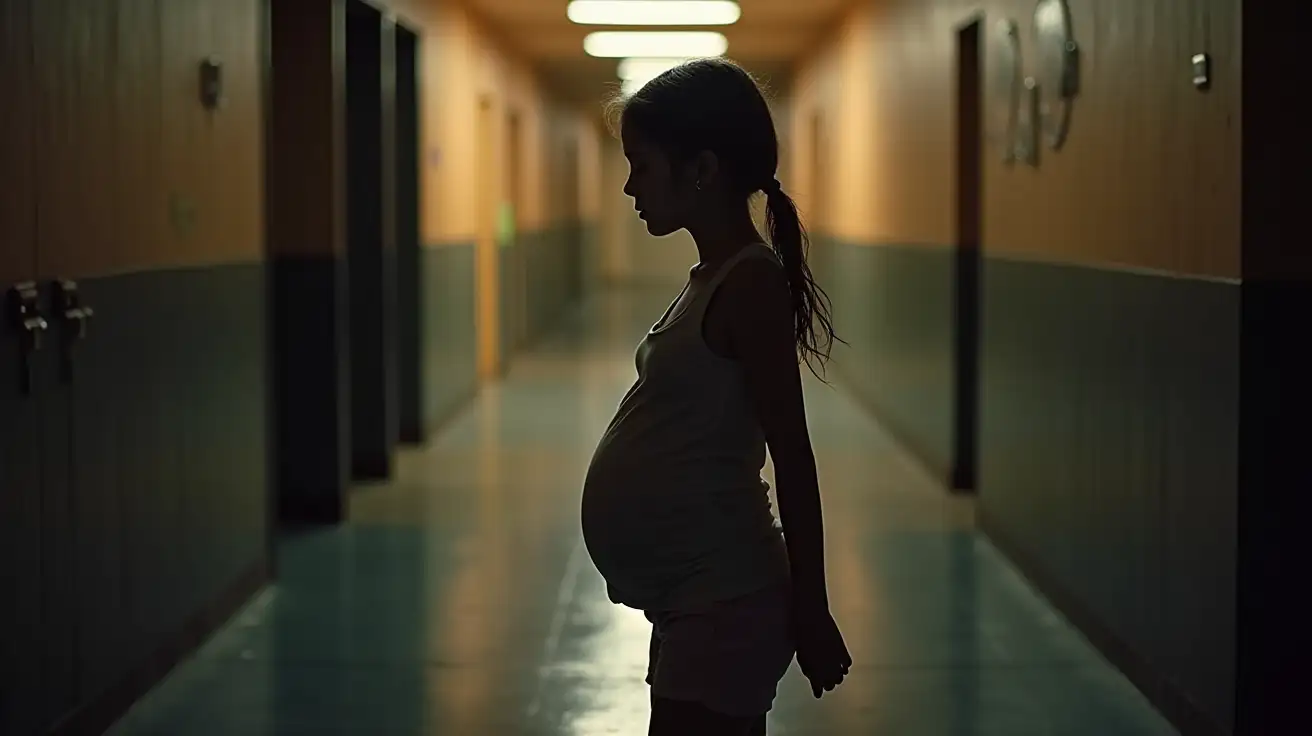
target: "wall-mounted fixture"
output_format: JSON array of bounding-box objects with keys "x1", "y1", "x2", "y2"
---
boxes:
[
  {"x1": 568, "y1": 1, "x2": 740, "y2": 26},
  {"x1": 989, "y1": 19, "x2": 1022, "y2": 164},
  {"x1": 1192, "y1": 53, "x2": 1212, "y2": 90},
  {"x1": 584, "y1": 31, "x2": 728, "y2": 59},
  {"x1": 6, "y1": 281, "x2": 46, "y2": 396},
  {"x1": 1033, "y1": 0, "x2": 1079, "y2": 150},
  {"x1": 52, "y1": 279, "x2": 93, "y2": 384},
  {"x1": 1014, "y1": 77, "x2": 1041, "y2": 166},
  {"x1": 200, "y1": 57, "x2": 224, "y2": 110}
]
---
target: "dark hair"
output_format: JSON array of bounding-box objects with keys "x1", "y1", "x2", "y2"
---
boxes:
[{"x1": 608, "y1": 57, "x2": 842, "y2": 378}]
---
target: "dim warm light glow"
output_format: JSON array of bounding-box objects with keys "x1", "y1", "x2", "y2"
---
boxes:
[
  {"x1": 618, "y1": 58, "x2": 721, "y2": 96},
  {"x1": 584, "y1": 31, "x2": 728, "y2": 59},
  {"x1": 617, "y1": 57, "x2": 694, "y2": 81},
  {"x1": 568, "y1": 1, "x2": 741, "y2": 26}
]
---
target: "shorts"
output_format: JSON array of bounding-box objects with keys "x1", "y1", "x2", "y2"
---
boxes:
[{"x1": 644, "y1": 582, "x2": 796, "y2": 718}]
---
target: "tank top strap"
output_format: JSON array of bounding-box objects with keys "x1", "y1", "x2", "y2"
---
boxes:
[{"x1": 701, "y1": 242, "x2": 781, "y2": 301}]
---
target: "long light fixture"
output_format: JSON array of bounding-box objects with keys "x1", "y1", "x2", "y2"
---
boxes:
[
  {"x1": 621, "y1": 78, "x2": 646, "y2": 97},
  {"x1": 618, "y1": 57, "x2": 693, "y2": 82},
  {"x1": 617, "y1": 58, "x2": 688, "y2": 97},
  {"x1": 584, "y1": 31, "x2": 728, "y2": 58},
  {"x1": 568, "y1": 1, "x2": 741, "y2": 26}
]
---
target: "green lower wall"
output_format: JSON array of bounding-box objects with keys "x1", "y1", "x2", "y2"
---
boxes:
[
  {"x1": 420, "y1": 243, "x2": 479, "y2": 431},
  {"x1": 0, "y1": 263, "x2": 271, "y2": 735},
  {"x1": 498, "y1": 223, "x2": 588, "y2": 364},
  {"x1": 819, "y1": 238, "x2": 957, "y2": 484},
  {"x1": 0, "y1": 230, "x2": 590, "y2": 734},
  {"x1": 818, "y1": 238, "x2": 1239, "y2": 735},
  {"x1": 422, "y1": 224, "x2": 589, "y2": 427},
  {"x1": 978, "y1": 256, "x2": 1238, "y2": 735}
]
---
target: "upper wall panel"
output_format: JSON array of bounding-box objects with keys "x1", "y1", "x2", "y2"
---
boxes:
[
  {"x1": 789, "y1": 0, "x2": 1240, "y2": 279},
  {"x1": 33, "y1": 0, "x2": 264, "y2": 278}
]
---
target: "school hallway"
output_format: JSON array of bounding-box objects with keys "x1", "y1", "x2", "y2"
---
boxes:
[
  {"x1": 4, "y1": 2, "x2": 1302, "y2": 735},
  {"x1": 103, "y1": 289, "x2": 1175, "y2": 736}
]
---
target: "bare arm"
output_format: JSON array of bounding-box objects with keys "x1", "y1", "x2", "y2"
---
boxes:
[{"x1": 716, "y1": 257, "x2": 830, "y2": 610}]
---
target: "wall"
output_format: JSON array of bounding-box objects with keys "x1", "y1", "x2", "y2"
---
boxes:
[
  {"x1": 1, "y1": 0, "x2": 268, "y2": 733},
  {"x1": 787, "y1": 1, "x2": 1240, "y2": 734},
  {"x1": 420, "y1": 1, "x2": 600, "y2": 383},
  {"x1": 0, "y1": 0, "x2": 597, "y2": 731}
]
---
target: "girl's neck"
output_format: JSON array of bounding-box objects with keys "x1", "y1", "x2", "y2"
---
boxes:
[{"x1": 688, "y1": 206, "x2": 762, "y2": 274}]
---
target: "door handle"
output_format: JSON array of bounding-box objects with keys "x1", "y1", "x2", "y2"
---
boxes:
[
  {"x1": 52, "y1": 279, "x2": 93, "y2": 383},
  {"x1": 6, "y1": 281, "x2": 48, "y2": 396}
]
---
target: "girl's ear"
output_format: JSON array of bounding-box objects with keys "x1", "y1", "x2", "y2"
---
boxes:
[{"x1": 693, "y1": 150, "x2": 720, "y2": 189}]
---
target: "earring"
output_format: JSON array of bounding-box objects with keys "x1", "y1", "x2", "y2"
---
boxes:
[{"x1": 695, "y1": 180, "x2": 702, "y2": 191}]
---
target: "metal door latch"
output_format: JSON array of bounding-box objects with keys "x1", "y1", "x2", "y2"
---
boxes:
[
  {"x1": 52, "y1": 279, "x2": 94, "y2": 383},
  {"x1": 7, "y1": 282, "x2": 48, "y2": 395}
]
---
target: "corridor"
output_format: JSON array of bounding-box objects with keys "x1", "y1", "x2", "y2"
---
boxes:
[{"x1": 106, "y1": 291, "x2": 1176, "y2": 736}]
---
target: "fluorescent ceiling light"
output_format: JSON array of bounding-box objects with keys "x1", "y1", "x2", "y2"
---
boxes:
[
  {"x1": 621, "y1": 78, "x2": 645, "y2": 97},
  {"x1": 618, "y1": 58, "x2": 694, "y2": 96},
  {"x1": 584, "y1": 31, "x2": 728, "y2": 58},
  {"x1": 568, "y1": 1, "x2": 741, "y2": 26},
  {"x1": 617, "y1": 57, "x2": 694, "y2": 81}
]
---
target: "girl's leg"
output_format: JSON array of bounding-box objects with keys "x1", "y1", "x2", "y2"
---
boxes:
[{"x1": 649, "y1": 696, "x2": 763, "y2": 736}]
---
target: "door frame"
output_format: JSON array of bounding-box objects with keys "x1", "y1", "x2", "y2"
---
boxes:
[
  {"x1": 393, "y1": 20, "x2": 424, "y2": 444},
  {"x1": 951, "y1": 15, "x2": 984, "y2": 493}
]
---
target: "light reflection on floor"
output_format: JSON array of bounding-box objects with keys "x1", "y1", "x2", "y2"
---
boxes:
[{"x1": 106, "y1": 289, "x2": 1178, "y2": 736}]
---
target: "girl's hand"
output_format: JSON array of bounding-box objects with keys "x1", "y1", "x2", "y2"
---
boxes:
[{"x1": 793, "y1": 604, "x2": 852, "y2": 698}]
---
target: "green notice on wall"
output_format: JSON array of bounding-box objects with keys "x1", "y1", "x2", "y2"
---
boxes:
[{"x1": 497, "y1": 201, "x2": 517, "y2": 247}]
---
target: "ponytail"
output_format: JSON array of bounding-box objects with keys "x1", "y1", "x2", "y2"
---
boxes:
[{"x1": 763, "y1": 180, "x2": 842, "y2": 379}]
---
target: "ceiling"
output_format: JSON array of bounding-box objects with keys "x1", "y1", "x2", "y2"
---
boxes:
[{"x1": 462, "y1": 0, "x2": 855, "y2": 107}]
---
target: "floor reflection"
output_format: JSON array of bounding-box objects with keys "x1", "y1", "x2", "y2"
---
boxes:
[{"x1": 106, "y1": 289, "x2": 1178, "y2": 736}]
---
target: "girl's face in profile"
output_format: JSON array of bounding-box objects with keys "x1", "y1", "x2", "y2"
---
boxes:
[{"x1": 621, "y1": 125, "x2": 700, "y2": 237}]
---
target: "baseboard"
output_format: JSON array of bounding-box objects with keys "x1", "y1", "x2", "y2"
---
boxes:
[
  {"x1": 48, "y1": 558, "x2": 271, "y2": 736},
  {"x1": 978, "y1": 507, "x2": 1228, "y2": 736}
]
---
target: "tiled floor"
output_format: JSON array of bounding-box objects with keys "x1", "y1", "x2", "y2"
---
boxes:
[{"x1": 107, "y1": 290, "x2": 1178, "y2": 735}]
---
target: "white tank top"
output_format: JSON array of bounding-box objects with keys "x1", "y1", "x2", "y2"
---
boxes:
[{"x1": 581, "y1": 243, "x2": 789, "y2": 612}]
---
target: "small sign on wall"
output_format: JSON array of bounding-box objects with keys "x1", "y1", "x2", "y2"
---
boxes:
[{"x1": 497, "y1": 201, "x2": 516, "y2": 247}]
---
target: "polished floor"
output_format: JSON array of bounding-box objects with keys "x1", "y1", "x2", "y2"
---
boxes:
[{"x1": 108, "y1": 290, "x2": 1178, "y2": 735}]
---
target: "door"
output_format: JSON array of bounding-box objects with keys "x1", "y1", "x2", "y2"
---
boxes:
[
  {"x1": 0, "y1": 3, "x2": 45, "y2": 731},
  {"x1": 346, "y1": 0, "x2": 396, "y2": 480},
  {"x1": 951, "y1": 18, "x2": 983, "y2": 492},
  {"x1": 501, "y1": 109, "x2": 525, "y2": 359},
  {"x1": 476, "y1": 97, "x2": 499, "y2": 379},
  {"x1": 394, "y1": 22, "x2": 424, "y2": 444}
]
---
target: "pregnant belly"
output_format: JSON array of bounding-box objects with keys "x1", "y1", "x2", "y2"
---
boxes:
[{"x1": 580, "y1": 470, "x2": 782, "y2": 609}]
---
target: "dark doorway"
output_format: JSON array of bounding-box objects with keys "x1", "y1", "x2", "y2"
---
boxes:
[
  {"x1": 268, "y1": 0, "x2": 353, "y2": 526},
  {"x1": 394, "y1": 22, "x2": 424, "y2": 444},
  {"x1": 951, "y1": 18, "x2": 983, "y2": 493},
  {"x1": 346, "y1": 0, "x2": 396, "y2": 480}
]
